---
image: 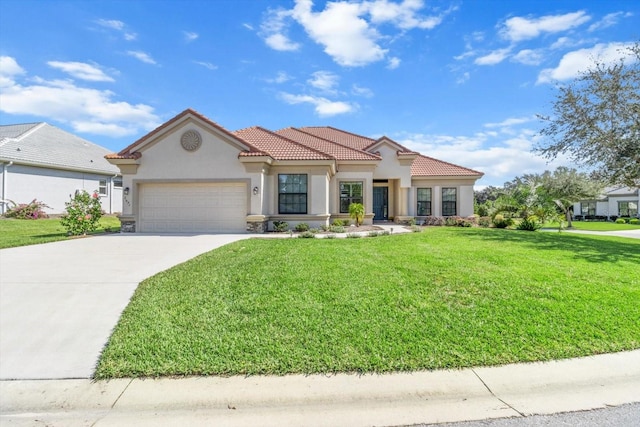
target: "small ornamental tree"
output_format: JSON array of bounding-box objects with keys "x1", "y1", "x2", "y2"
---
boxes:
[
  {"x1": 348, "y1": 202, "x2": 365, "y2": 227},
  {"x1": 60, "y1": 190, "x2": 103, "y2": 235}
]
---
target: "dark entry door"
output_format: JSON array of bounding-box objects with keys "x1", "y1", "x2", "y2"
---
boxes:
[{"x1": 373, "y1": 187, "x2": 388, "y2": 221}]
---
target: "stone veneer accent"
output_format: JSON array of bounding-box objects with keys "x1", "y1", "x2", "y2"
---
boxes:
[
  {"x1": 246, "y1": 215, "x2": 268, "y2": 233},
  {"x1": 119, "y1": 217, "x2": 136, "y2": 233}
]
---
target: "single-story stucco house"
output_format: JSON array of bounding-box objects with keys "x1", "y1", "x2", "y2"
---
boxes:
[
  {"x1": 0, "y1": 122, "x2": 122, "y2": 215},
  {"x1": 573, "y1": 186, "x2": 639, "y2": 220},
  {"x1": 105, "y1": 109, "x2": 483, "y2": 233}
]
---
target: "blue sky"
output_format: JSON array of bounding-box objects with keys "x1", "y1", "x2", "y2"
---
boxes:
[{"x1": 1, "y1": 0, "x2": 638, "y2": 188}]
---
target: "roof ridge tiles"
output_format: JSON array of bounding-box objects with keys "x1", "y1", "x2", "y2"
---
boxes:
[{"x1": 281, "y1": 127, "x2": 381, "y2": 160}]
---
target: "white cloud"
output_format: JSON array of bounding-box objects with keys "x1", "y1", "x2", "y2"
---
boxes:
[
  {"x1": 193, "y1": 61, "x2": 217, "y2": 70},
  {"x1": 260, "y1": 0, "x2": 448, "y2": 67},
  {"x1": 588, "y1": 11, "x2": 633, "y2": 32},
  {"x1": 265, "y1": 33, "x2": 301, "y2": 51},
  {"x1": 537, "y1": 42, "x2": 635, "y2": 84},
  {"x1": 484, "y1": 116, "x2": 536, "y2": 129},
  {"x1": 127, "y1": 50, "x2": 157, "y2": 65},
  {"x1": 266, "y1": 71, "x2": 292, "y2": 84},
  {"x1": 243, "y1": 23, "x2": 254, "y2": 31},
  {"x1": 96, "y1": 18, "x2": 137, "y2": 41},
  {"x1": 511, "y1": 49, "x2": 543, "y2": 66},
  {"x1": 474, "y1": 48, "x2": 511, "y2": 66},
  {"x1": 261, "y1": 8, "x2": 301, "y2": 51},
  {"x1": 96, "y1": 19, "x2": 124, "y2": 31},
  {"x1": 352, "y1": 84, "x2": 374, "y2": 97},
  {"x1": 292, "y1": 0, "x2": 386, "y2": 67},
  {"x1": 0, "y1": 56, "x2": 160, "y2": 137},
  {"x1": 280, "y1": 92, "x2": 357, "y2": 117},
  {"x1": 0, "y1": 56, "x2": 25, "y2": 86},
  {"x1": 456, "y1": 72, "x2": 470, "y2": 85},
  {"x1": 184, "y1": 31, "x2": 199, "y2": 42},
  {"x1": 500, "y1": 11, "x2": 591, "y2": 42},
  {"x1": 396, "y1": 127, "x2": 570, "y2": 186},
  {"x1": 47, "y1": 61, "x2": 114, "y2": 82},
  {"x1": 387, "y1": 56, "x2": 401, "y2": 69},
  {"x1": 365, "y1": 0, "x2": 447, "y2": 30},
  {"x1": 308, "y1": 71, "x2": 339, "y2": 93}
]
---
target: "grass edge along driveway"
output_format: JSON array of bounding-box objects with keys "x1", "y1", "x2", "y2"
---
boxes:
[{"x1": 96, "y1": 227, "x2": 640, "y2": 379}]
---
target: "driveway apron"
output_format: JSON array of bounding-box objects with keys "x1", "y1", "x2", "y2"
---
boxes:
[{"x1": 0, "y1": 233, "x2": 249, "y2": 380}]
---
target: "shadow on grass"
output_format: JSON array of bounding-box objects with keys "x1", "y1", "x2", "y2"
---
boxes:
[{"x1": 461, "y1": 228, "x2": 640, "y2": 264}]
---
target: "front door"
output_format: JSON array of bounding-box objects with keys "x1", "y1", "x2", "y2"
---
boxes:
[{"x1": 373, "y1": 187, "x2": 388, "y2": 221}]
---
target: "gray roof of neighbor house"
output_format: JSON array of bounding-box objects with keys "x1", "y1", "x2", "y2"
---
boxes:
[{"x1": 0, "y1": 122, "x2": 119, "y2": 175}]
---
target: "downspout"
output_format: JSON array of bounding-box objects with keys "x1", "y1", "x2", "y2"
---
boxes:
[
  {"x1": 111, "y1": 173, "x2": 119, "y2": 215},
  {"x1": 1, "y1": 161, "x2": 14, "y2": 215}
]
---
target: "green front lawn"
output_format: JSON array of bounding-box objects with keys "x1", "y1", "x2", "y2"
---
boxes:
[
  {"x1": 0, "y1": 216, "x2": 121, "y2": 249},
  {"x1": 547, "y1": 221, "x2": 640, "y2": 231},
  {"x1": 95, "y1": 228, "x2": 640, "y2": 378}
]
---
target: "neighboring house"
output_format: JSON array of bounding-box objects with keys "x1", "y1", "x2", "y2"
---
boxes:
[
  {"x1": 573, "y1": 186, "x2": 640, "y2": 220},
  {"x1": 0, "y1": 123, "x2": 122, "y2": 215},
  {"x1": 106, "y1": 109, "x2": 483, "y2": 233}
]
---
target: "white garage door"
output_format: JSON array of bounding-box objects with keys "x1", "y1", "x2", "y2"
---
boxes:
[{"x1": 139, "y1": 182, "x2": 247, "y2": 233}]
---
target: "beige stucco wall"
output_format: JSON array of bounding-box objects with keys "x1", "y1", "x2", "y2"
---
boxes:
[
  {"x1": 411, "y1": 178, "x2": 477, "y2": 217},
  {"x1": 119, "y1": 122, "x2": 256, "y2": 217},
  {"x1": 372, "y1": 144, "x2": 412, "y2": 187}
]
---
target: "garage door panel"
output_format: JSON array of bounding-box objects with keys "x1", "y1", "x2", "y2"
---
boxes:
[{"x1": 139, "y1": 183, "x2": 246, "y2": 233}]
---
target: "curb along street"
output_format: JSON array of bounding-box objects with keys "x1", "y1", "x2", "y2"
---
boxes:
[{"x1": 2, "y1": 350, "x2": 639, "y2": 427}]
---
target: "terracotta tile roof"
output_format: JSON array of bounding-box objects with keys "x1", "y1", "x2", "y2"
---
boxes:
[
  {"x1": 276, "y1": 128, "x2": 381, "y2": 161},
  {"x1": 411, "y1": 155, "x2": 483, "y2": 177},
  {"x1": 297, "y1": 126, "x2": 376, "y2": 151},
  {"x1": 233, "y1": 127, "x2": 333, "y2": 161}
]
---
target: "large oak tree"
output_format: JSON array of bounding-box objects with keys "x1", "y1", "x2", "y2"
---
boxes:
[{"x1": 536, "y1": 43, "x2": 639, "y2": 187}]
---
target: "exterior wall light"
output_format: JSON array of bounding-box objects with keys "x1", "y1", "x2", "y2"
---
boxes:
[
  {"x1": 253, "y1": 186, "x2": 259, "y2": 195},
  {"x1": 124, "y1": 187, "x2": 130, "y2": 195}
]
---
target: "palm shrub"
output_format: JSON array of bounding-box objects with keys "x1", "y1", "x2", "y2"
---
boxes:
[
  {"x1": 493, "y1": 214, "x2": 513, "y2": 229},
  {"x1": 516, "y1": 215, "x2": 542, "y2": 231},
  {"x1": 348, "y1": 203, "x2": 365, "y2": 227},
  {"x1": 60, "y1": 191, "x2": 103, "y2": 235}
]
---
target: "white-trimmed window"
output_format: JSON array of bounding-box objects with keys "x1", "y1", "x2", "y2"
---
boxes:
[
  {"x1": 98, "y1": 179, "x2": 108, "y2": 196},
  {"x1": 619, "y1": 201, "x2": 638, "y2": 217},
  {"x1": 581, "y1": 202, "x2": 596, "y2": 216}
]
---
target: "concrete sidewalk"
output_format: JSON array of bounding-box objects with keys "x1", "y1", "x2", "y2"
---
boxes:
[{"x1": 2, "y1": 350, "x2": 639, "y2": 426}]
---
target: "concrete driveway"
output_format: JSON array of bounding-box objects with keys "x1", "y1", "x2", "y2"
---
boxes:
[{"x1": 0, "y1": 233, "x2": 250, "y2": 380}]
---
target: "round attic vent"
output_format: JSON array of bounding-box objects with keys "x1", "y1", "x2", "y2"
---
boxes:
[{"x1": 180, "y1": 130, "x2": 202, "y2": 152}]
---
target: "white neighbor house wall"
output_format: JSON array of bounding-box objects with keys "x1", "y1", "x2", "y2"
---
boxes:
[
  {"x1": 573, "y1": 187, "x2": 640, "y2": 218},
  {"x1": 1, "y1": 163, "x2": 122, "y2": 214}
]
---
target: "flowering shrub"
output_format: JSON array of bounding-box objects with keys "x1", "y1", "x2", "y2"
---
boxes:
[
  {"x1": 4, "y1": 199, "x2": 50, "y2": 219},
  {"x1": 60, "y1": 191, "x2": 103, "y2": 235}
]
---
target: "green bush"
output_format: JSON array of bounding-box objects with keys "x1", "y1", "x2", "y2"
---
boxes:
[
  {"x1": 4, "y1": 199, "x2": 50, "y2": 219},
  {"x1": 493, "y1": 214, "x2": 513, "y2": 229},
  {"x1": 273, "y1": 221, "x2": 289, "y2": 232},
  {"x1": 60, "y1": 191, "x2": 103, "y2": 235},
  {"x1": 516, "y1": 216, "x2": 541, "y2": 231},
  {"x1": 368, "y1": 231, "x2": 380, "y2": 237},
  {"x1": 346, "y1": 233, "x2": 361, "y2": 238},
  {"x1": 348, "y1": 203, "x2": 365, "y2": 227},
  {"x1": 329, "y1": 225, "x2": 345, "y2": 233},
  {"x1": 297, "y1": 231, "x2": 315, "y2": 238},
  {"x1": 615, "y1": 218, "x2": 626, "y2": 224},
  {"x1": 478, "y1": 216, "x2": 492, "y2": 227},
  {"x1": 324, "y1": 233, "x2": 337, "y2": 239},
  {"x1": 630, "y1": 218, "x2": 639, "y2": 225},
  {"x1": 294, "y1": 222, "x2": 310, "y2": 232},
  {"x1": 331, "y1": 219, "x2": 344, "y2": 227}
]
